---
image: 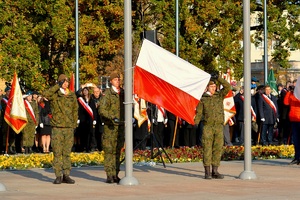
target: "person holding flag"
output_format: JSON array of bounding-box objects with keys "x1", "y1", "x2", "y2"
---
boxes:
[
  {"x1": 22, "y1": 91, "x2": 39, "y2": 154},
  {"x1": 43, "y1": 74, "x2": 78, "y2": 184},
  {"x1": 1, "y1": 73, "x2": 28, "y2": 154},
  {"x1": 195, "y1": 73, "x2": 231, "y2": 179}
]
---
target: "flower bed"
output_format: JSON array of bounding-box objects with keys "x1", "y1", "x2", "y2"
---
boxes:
[{"x1": 0, "y1": 145, "x2": 294, "y2": 170}]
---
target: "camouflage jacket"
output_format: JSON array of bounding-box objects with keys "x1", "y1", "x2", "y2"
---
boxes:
[
  {"x1": 195, "y1": 77, "x2": 231, "y2": 125},
  {"x1": 98, "y1": 87, "x2": 124, "y2": 125},
  {"x1": 42, "y1": 85, "x2": 78, "y2": 128}
]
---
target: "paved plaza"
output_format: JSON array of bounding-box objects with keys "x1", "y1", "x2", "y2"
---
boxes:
[{"x1": 0, "y1": 159, "x2": 299, "y2": 200}]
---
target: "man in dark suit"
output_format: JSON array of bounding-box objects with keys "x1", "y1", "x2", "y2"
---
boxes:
[{"x1": 258, "y1": 85, "x2": 279, "y2": 146}]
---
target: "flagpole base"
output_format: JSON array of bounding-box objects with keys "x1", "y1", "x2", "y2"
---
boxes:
[
  {"x1": 119, "y1": 176, "x2": 139, "y2": 186},
  {"x1": 0, "y1": 183, "x2": 6, "y2": 191},
  {"x1": 239, "y1": 170, "x2": 257, "y2": 180}
]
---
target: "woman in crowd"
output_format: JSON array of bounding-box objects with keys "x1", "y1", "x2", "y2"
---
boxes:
[{"x1": 38, "y1": 96, "x2": 52, "y2": 153}]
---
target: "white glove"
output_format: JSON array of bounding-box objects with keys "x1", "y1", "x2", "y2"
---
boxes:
[
  {"x1": 40, "y1": 123, "x2": 44, "y2": 128},
  {"x1": 77, "y1": 119, "x2": 80, "y2": 124},
  {"x1": 261, "y1": 118, "x2": 265, "y2": 122},
  {"x1": 277, "y1": 118, "x2": 279, "y2": 122},
  {"x1": 164, "y1": 119, "x2": 168, "y2": 124},
  {"x1": 152, "y1": 119, "x2": 155, "y2": 123},
  {"x1": 93, "y1": 120, "x2": 96, "y2": 125}
]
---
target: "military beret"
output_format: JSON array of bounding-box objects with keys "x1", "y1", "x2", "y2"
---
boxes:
[
  {"x1": 58, "y1": 74, "x2": 69, "y2": 82},
  {"x1": 110, "y1": 73, "x2": 120, "y2": 81}
]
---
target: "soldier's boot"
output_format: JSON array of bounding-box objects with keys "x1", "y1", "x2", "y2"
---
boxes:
[
  {"x1": 204, "y1": 166, "x2": 212, "y2": 179},
  {"x1": 212, "y1": 166, "x2": 224, "y2": 179},
  {"x1": 53, "y1": 176, "x2": 62, "y2": 184},
  {"x1": 106, "y1": 176, "x2": 114, "y2": 184},
  {"x1": 62, "y1": 175, "x2": 75, "y2": 184}
]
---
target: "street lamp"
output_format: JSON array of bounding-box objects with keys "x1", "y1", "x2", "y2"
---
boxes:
[{"x1": 256, "y1": 0, "x2": 268, "y2": 84}]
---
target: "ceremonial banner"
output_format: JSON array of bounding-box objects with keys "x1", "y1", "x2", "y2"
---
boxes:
[
  {"x1": 267, "y1": 68, "x2": 278, "y2": 96},
  {"x1": 134, "y1": 39, "x2": 210, "y2": 124},
  {"x1": 4, "y1": 72, "x2": 27, "y2": 133},
  {"x1": 224, "y1": 90, "x2": 236, "y2": 125},
  {"x1": 133, "y1": 95, "x2": 148, "y2": 127}
]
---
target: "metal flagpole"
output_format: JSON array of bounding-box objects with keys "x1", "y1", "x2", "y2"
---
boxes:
[
  {"x1": 239, "y1": 0, "x2": 257, "y2": 180},
  {"x1": 119, "y1": 0, "x2": 138, "y2": 185},
  {"x1": 263, "y1": 0, "x2": 268, "y2": 84},
  {"x1": 75, "y1": 0, "x2": 80, "y2": 91}
]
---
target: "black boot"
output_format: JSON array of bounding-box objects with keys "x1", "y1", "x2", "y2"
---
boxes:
[
  {"x1": 113, "y1": 175, "x2": 121, "y2": 183},
  {"x1": 212, "y1": 166, "x2": 224, "y2": 179},
  {"x1": 106, "y1": 176, "x2": 114, "y2": 184},
  {"x1": 53, "y1": 176, "x2": 62, "y2": 184},
  {"x1": 62, "y1": 175, "x2": 75, "y2": 184},
  {"x1": 204, "y1": 166, "x2": 212, "y2": 179}
]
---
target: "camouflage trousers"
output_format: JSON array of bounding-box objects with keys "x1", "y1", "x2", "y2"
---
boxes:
[
  {"x1": 202, "y1": 123, "x2": 224, "y2": 167},
  {"x1": 22, "y1": 125, "x2": 36, "y2": 147},
  {"x1": 52, "y1": 127, "x2": 74, "y2": 177},
  {"x1": 103, "y1": 124, "x2": 125, "y2": 176}
]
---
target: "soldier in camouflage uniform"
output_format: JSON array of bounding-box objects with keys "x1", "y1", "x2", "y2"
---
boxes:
[
  {"x1": 22, "y1": 91, "x2": 39, "y2": 154},
  {"x1": 195, "y1": 74, "x2": 230, "y2": 179},
  {"x1": 98, "y1": 72, "x2": 125, "y2": 184},
  {"x1": 43, "y1": 74, "x2": 78, "y2": 184}
]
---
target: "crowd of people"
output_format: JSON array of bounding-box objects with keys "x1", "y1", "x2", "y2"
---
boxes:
[{"x1": 0, "y1": 72, "x2": 300, "y2": 183}]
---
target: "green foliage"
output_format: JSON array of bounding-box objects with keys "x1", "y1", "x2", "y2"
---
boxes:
[{"x1": 0, "y1": 0, "x2": 299, "y2": 89}]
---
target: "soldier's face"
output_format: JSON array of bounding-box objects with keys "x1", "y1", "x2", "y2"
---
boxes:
[
  {"x1": 61, "y1": 80, "x2": 69, "y2": 89},
  {"x1": 111, "y1": 78, "x2": 120, "y2": 88},
  {"x1": 207, "y1": 84, "x2": 217, "y2": 95}
]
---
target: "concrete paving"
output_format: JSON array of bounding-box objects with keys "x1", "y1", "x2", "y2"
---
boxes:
[{"x1": 0, "y1": 159, "x2": 299, "y2": 200}]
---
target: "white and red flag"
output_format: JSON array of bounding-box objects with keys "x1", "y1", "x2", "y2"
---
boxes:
[
  {"x1": 134, "y1": 39, "x2": 210, "y2": 125},
  {"x1": 4, "y1": 72, "x2": 27, "y2": 133},
  {"x1": 223, "y1": 90, "x2": 236, "y2": 125}
]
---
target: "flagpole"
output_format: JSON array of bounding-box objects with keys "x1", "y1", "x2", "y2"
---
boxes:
[
  {"x1": 119, "y1": 0, "x2": 138, "y2": 185},
  {"x1": 239, "y1": 0, "x2": 257, "y2": 180}
]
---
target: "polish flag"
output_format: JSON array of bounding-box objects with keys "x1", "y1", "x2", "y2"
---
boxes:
[
  {"x1": 223, "y1": 90, "x2": 236, "y2": 125},
  {"x1": 4, "y1": 72, "x2": 28, "y2": 134},
  {"x1": 134, "y1": 39, "x2": 210, "y2": 125}
]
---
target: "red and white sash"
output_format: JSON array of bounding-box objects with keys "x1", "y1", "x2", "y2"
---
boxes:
[
  {"x1": 261, "y1": 94, "x2": 277, "y2": 115},
  {"x1": 1, "y1": 97, "x2": 8, "y2": 105},
  {"x1": 240, "y1": 95, "x2": 257, "y2": 121},
  {"x1": 157, "y1": 106, "x2": 166, "y2": 118},
  {"x1": 24, "y1": 100, "x2": 37, "y2": 124},
  {"x1": 78, "y1": 97, "x2": 94, "y2": 120}
]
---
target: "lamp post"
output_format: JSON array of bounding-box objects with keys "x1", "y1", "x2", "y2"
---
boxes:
[{"x1": 256, "y1": 0, "x2": 268, "y2": 84}]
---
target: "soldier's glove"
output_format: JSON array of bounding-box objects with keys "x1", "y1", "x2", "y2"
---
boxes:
[
  {"x1": 210, "y1": 72, "x2": 219, "y2": 80},
  {"x1": 93, "y1": 120, "x2": 97, "y2": 125},
  {"x1": 261, "y1": 118, "x2": 265, "y2": 122},
  {"x1": 113, "y1": 118, "x2": 120, "y2": 124},
  {"x1": 40, "y1": 123, "x2": 44, "y2": 128},
  {"x1": 58, "y1": 80, "x2": 65, "y2": 87}
]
